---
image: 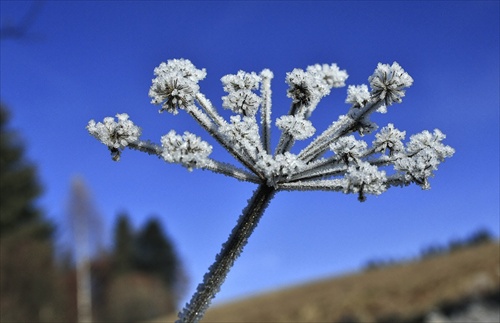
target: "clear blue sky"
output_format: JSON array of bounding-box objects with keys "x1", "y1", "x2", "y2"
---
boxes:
[{"x1": 1, "y1": 1, "x2": 499, "y2": 306}]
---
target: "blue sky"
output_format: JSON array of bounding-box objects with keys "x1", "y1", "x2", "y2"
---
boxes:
[{"x1": 1, "y1": 1, "x2": 499, "y2": 306}]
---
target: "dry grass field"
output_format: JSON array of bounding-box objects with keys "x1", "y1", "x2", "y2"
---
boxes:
[{"x1": 152, "y1": 241, "x2": 499, "y2": 322}]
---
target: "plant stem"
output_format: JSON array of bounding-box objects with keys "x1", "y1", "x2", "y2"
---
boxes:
[{"x1": 176, "y1": 184, "x2": 277, "y2": 323}]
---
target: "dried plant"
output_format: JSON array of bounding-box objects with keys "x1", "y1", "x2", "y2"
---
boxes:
[{"x1": 87, "y1": 58, "x2": 454, "y2": 322}]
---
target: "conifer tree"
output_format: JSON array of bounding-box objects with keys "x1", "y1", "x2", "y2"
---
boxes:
[
  {"x1": 0, "y1": 103, "x2": 50, "y2": 238},
  {"x1": 0, "y1": 103, "x2": 64, "y2": 322},
  {"x1": 134, "y1": 218, "x2": 179, "y2": 291},
  {"x1": 112, "y1": 212, "x2": 134, "y2": 273}
]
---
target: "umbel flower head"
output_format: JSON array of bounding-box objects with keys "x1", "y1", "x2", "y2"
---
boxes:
[
  {"x1": 368, "y1": 62, "x2": 414, "y2": 111},
  {"x1": 87, "y1": 113, "x2": 141, "y2": 161},
  {"x1": 88, "y1": 58, "x2": 453, "y2": 200},
  {"x1": 87, "y1": 58, "x2": 454, "y2": 323}
]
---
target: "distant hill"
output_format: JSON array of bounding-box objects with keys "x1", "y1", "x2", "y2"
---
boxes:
[{"x1": 152, "y1": 241, "x2": 499, "y2": 322}]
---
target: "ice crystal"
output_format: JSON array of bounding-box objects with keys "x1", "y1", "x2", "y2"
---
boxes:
[
  {"x1": 87, "y1": 113, "x2": 141, "y2": 161},
  {"x1": 343, "y1": 162, "x2": 387, "y2": 201},
  {"x1": 368, "y1": 62, "x2": 414, "y2": 111},
  {"x1": 87, "y1": 58, "x2": 454, "y2": 323},
  {"x1": 275, "y1": 115, "x2": 315, "y2": 140},
  {"x1": 373, "y1": 123, "x2": 406, "y2": 155},
  {"x1": 161, "y1": 130, "x2": 212, "y2": 171},
  {"x1": 149, "y1": 59, "x2": 206, "y2": 114},
  {"x1": 346, "y1": 84, "x2": 371, "y2": 107}
]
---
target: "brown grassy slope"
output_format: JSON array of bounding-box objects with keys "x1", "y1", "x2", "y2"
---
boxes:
[{"x1": 154, "y1": 242, "x2": 499, "y2": 322}]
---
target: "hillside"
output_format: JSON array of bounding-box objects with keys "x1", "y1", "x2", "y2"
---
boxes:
[{"x1": 153, "y1": 241, "x2": 499, "y2": 322}]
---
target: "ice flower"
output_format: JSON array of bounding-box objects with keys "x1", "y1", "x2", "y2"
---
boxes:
[
  {"x1": 149, "y1": 59, "x2": 207, "y2": 114},
  {"x1": 221, "y1": 71, "x2": 262, "y2": 116},
  {"x1": 346, "y1": 84, "x2": 371, "y2": 107},
  {"x1": 275, "y1": 115, "x2": 315, "y2": 140},
  {"x1": 343, "y1": 162, "x2": 387, "y2": 202},
  {"x1": 368, "y1": 62, "x2": 414, "y2": 110},
  {"x1": 394, "y1": 129, "x2": 455, "y2": 189},
  {"x1": 330, "y1": 136, "x2": 368, "y2": 164},
  {"x1": 221, "y1": 70, "x2": 260, "y2": 92},
  {"x1": 373, "y1": 123, "x2": 406, "y2": 155},
  {"x1": 306, "y1": 63, "x2": 348, "y2": 88},
  {"x1": 86, "y1": 113, "x2": 141, "y2": 161},
  {"x1": 286, "y1": 68, "x2": 324, "y2": 106},
  {"x1": 161, "y1": 130, "x2": 212, "y2": 170}
]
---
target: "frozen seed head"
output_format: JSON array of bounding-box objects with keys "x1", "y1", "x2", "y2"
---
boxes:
[
  {"x1": 306, "y1": 63, "x2": 348, "y2": 88},
  {"x1": 343, "y1": 162, "x2": 387, "y2": 202},
  {"x1": 149, "y1": 59, "x2": 206, "y2": 114},
  {"x1": 330, "y1": 136, "x2": 368, "y2": 164},
  {"x1": 346, "y1": 84, "x2": 371, "y2": 108},
  {"x1": 161, "y1": 130, "x2": 212, "y2": 171},
  {"x1": 221, "y1": 71, "x2": 262, "y2": 116},
  {"x1": 87, "y1": 113, "x2": 141, "y2": 161},
  {"x1": 373, "y1": 123, "x2": 406, "y2": 155},
  {"x1": 368, "y1": 62, "x2": 413, "y2": 109},
  {"x1": 286, "y1": 68, "x2": 317, "y2": 106},
  {"x1": 395, "y1": 129, "x2": 455, "y2": 189},
  {"x1": 275, "y1": 115, "x2": 315, "y2": 140},
  {"x1": 221, "y1": 70, "x2": 261, "y2": 92}
]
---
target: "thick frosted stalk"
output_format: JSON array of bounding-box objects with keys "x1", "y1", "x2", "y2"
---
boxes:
[{"x1": 177, "y1": 185, "x2": 276, "y2": 323}]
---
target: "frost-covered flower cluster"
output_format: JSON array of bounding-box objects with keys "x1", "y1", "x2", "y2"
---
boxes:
[
  {"x1": 161, "y1": 130, "x2": 212, "y2": 171},
  {"x1": 368, "y1": 62, "x2": 414, "y2": 111},
  {"x1": 149, "y1": 59, "x2": 207, "y2": 114},
  {"x1": 87, "y1": 58, "x2": 454, "y2": 322},
  {"x1": 88, "y1": 58, "x2": 453, "y2": 201},
  {"x1": 87, "y1": 113, "x2": 141, "y2": 161}
]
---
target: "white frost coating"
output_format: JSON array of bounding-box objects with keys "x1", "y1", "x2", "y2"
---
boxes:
[
  {"x1": 221, "y1": 71, "x2": 262, "y2": 116},
  {"x1": 260, "y1": 69, "x2": 274, "y2": 153},
  {"x1": 87, "y1": 113, "x2": 141, "y2": 150},
  {"x1": 161, "y1": 130, "x2": 212, "y2": 170},
  {"x1": 330, "y1": 135, "x2": 368, "y2": 163},
  {"x1": 255, "y1": 152, "x2": 305, "y2": 186},
  {"x1": 286, "y1": 68, "x2": 326, "y2": 106},
  {"x1": 343, "y1": 162, "x2": 387, "y2": 201},
  {"x1": 275, "y1": 115, "x2": 315, "y2": 140},
  {"x1": 368, "y1": 62, "x2": 414, "y2": 111},
  {"x1": 306, "y1": 63, "x2": 348, "y2": 88},
  {"x1": 394, "y1": 129, "x2": 455, "y2": 189},
  {"x1": 221, "y1": 70, "x2": 260, "y2": 92},
  {"x1": 219, "y1": 115, "x2": 263, "y2": 162},
  {"x1": 373, "y1": 123, "x2": 406, "y2": 155},
  {"x1": 87, "y1": 58, "x2": 455, "y2": 323},
  {"x1": 149, "y1": 58, "x2": 207, "y2": 114},
  {"x1": 89, "y1": 59, "x2": 453, "y2": 198},
  {"x1": 346, "y1": 84, "x2": 371, "y2": 107}
]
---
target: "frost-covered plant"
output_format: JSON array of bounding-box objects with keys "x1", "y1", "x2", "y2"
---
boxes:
[{"x1": 87, "y1": 58, "x2": 454, "y2": 322}]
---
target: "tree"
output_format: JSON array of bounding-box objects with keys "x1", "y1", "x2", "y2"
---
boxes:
[
  {"x1": 106, "y1": 214, "x2": 183, "y2": 321},
  {"x1": 134, "y1": 218, "x2": 179, "y2": 292},
  {"x1": 0, "y1": 104, "x2": 50, "y2": 239},
  {"x1": 112, "y1": 212, "x2": 135, "y2": 274},
  {"x1": 87, "y1": 59, "x2": 455, "y2": 322},
  {"x1": 67, "y1": 176, "x2": 103, "y2": 323},
  {"x1": 0, "y1": 103, "x2": 66, "y2": 322}
]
